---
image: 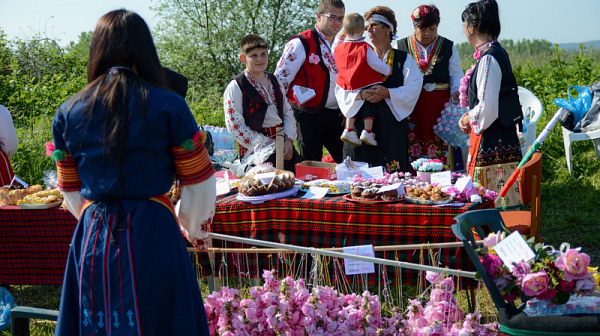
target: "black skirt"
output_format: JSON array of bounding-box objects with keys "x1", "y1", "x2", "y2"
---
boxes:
[{"x1": 343, "y1": 101, "x2": 409, "y2": 172}]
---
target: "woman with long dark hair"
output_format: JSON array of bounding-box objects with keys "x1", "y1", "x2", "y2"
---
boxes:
[
  {"x1": 459, "y1": 0, "x2": 522, "y2": 208},
  {"x1": 52, "y1": 10, "x2": 215, "y2": 335}
]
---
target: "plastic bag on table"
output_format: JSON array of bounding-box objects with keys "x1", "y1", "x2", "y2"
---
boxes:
[
  {"x1": 241, "y1": 138, "x2": 276, "y2": 168},
  {"x1": 42, "y1": 170, "x2": 58, "y2": 189},
  {"x1": 0, "y1": 287, "x2": 16, "y2": 331},
  {"x1": 228, "y1": 139, "x2": 276, "y2": 177}
]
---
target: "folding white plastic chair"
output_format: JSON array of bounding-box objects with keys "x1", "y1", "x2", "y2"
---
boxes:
[
  {"x1": 562, "y1": 126, "x2": 600, "y2": 174},
  {"x1": 518, "y1": 87, "x2": 543, "y2": 156}
]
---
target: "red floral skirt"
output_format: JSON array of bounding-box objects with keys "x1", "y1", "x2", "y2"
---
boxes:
[
  {"x1": 407, "y1": 89, "x2": 450, "y2": 167},
  {"x1": 0, "y1": 149, "x2": 14, "y2": 186}
]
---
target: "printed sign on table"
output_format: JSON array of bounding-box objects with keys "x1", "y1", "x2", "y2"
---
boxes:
[{"x1": 430, "y1": 171, "x2": 452, "y2": 186}]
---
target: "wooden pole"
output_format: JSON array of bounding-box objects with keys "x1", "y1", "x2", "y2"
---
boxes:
[{"x1": 276, "y1": 127, "x2": 284, "y2": 170}]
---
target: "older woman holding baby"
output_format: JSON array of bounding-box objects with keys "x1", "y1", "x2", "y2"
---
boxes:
[{"x1": 342, "y1": 6, "x2": 423, "y2": 172}]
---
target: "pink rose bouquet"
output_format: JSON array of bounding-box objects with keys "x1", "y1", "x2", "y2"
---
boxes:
[{"x1": 477, "y1": 231, "x2": 598, "y2": 305}]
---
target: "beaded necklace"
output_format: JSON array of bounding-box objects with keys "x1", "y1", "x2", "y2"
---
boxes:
[{"x1": 408, "y1": 35, "x2": 444, "y2": 77}]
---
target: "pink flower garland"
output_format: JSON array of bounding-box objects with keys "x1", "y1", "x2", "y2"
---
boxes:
[{"x1": 458, "y1": 41, "x2": 498, "y2": 108}]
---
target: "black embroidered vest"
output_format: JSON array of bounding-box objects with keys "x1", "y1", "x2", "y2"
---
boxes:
[
  {"x1": 396, "y1": 36, "x2": 453, "y2": 84},
  {"x1": 232, "y1": 72, "x2": 285, "y2": 133}
]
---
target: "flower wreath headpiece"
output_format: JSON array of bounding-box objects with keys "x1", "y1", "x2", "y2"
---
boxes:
[{"x1": 411, "y1": 6, "x2": 430, "y2": 22}]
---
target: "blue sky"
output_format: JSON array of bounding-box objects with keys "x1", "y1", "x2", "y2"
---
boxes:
[{"x1": 1, "y1": 0, "x2": 599, "y2": 45}]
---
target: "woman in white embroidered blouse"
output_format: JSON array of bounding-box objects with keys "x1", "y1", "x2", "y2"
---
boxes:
[
  {"x1": 0, "y1": 104, "x2": 18, "y2": 186},
  {"x1": 342, "y1": 6, "x2": 423, "y2": 171},
  {"x1": 459, "y1": 0, "x2": 522, "y2": 208}
]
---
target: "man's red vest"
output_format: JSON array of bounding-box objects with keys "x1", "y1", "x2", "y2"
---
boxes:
[
  {"x1": 287, "y1": 28, "x2": 330, "y2": 113},
  {"x1": 335, "y1": 41, "x2": 384, "y2": 91}
]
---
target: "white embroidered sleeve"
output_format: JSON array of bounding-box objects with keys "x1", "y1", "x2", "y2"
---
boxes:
[
  {"x1": 0, "y1": 105, "x2": 18, "y2": 157},
  {"x1": 176, "y1": 174, "x2": 216, "y2": 251},
  {"x1": 366, "y1": 47, "x2": 391, "y2": 76},
  {"x1": 223, "y1": 80, "x2": 271, "y2": 149},
  {"x1": 281, "y1": 83, "x2": 298, "y2": 140},
  {"x1": 274, "y1": 38, "x2": 306, "y2": 94},
  {"x1": 468, "y1": 55, "x2": 501, "y2": 135},
  {"x1": 386, "y1": 55, "x2": 423, "y2": 121},
  {"x1": 449, "y1": 44, "x2": 464, "y2": 94}
]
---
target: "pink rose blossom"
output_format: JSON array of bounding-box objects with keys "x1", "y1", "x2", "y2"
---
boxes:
[
  {"x1": 555, "y1": 249, "x2": 590, "y2": 281},
  {"x1": 510, "y1": 259, "x2": 531, "y2": 281},
  {"x1": 521, "y1": 270, "x2": 549, "y2": 297},
  {"x1": 481, "y1": 253, "x2": 503, "y2": 278},
  {"x1": 425, "y1": 271, "x2": 443, "y2": 284},
  {"x1": 482, "y1": 231, "x2": 504, "y2": 249}
]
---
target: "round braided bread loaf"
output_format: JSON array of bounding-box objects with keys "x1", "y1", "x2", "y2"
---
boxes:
[{"x1": 238, "y1": 168, "x2": 295, "y2": 196}]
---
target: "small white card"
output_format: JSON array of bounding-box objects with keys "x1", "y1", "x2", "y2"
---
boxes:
[
  {"x1": 343, "y1": 245, "x2": 375, "y2": 275},
  {"x1": 12, "y1": 175, "x2": 29, "y2": 188},
  {"x1": 255, "y1": 172, "x2": 276, "y2": 185},
  {"x1": 494, "y1": 231, "x2": 535, "y2": 271},
  {"x1": 216, "y1": 180, "x2": 231, "y2": 196},
  {"x1": 378, "y1": 183, "x2": 406, "y2": 196},
  {"x1": 430, "y1": 171, "x2": 452, "y2": 186},
  {"x1": 454, "y1": 176, "x2": 473, "y2": 193},
  {"x1": 301, "y1": 186, "x2": 329, "y2": 199},
  {"x1": 360, "y1": 166, "x2": 384, "y2": 179}
]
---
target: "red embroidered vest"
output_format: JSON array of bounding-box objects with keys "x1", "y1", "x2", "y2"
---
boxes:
[
  {"x1": 287, "y1": 28, "x2": 330, "y2": 113},
  {"x1": 335, "y1": 41, "x2": 383, "y2": 91}
]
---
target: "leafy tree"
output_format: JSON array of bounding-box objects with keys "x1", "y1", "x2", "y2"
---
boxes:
[{"x1": 152, "y1": 0, "x2": 317, "y2": 121}]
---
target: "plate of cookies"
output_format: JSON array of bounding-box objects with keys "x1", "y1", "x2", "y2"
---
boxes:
[
  {"x1": 344, "y1": 183, "x2": 404, "y2": 204},
  {"x1": 404, "y1": 185, "x2": 452, "y2": 205}
]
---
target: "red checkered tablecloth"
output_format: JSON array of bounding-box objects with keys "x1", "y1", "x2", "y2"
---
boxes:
[
  {"x1": 0, "y1": 195, "x2": 493, "y2": 286},
  {"x1": 0, "y1": 206, "x2": 77, "y2": 285},
  {"x1": 199, "y1": 194, "x2": 493, "y2": 287}
]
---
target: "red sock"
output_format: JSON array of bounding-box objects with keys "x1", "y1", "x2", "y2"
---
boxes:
[
  {"x1": 366, "y1": 130, "x2": 372, "y2": 133},
  {"x1": 347, "y1": 128, "x2": 354, "y2": 132}
]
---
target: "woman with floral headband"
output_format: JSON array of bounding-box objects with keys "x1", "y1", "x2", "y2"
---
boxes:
[
  {"x1": 395, "y1": 5, "x2": 464, "y2": 168},
  {"x1": 342, "y1": 6, "x2": 423, "y2": 171},
  {"x1": 458, "y1": 0, "x2": 522, "y2": 208}
]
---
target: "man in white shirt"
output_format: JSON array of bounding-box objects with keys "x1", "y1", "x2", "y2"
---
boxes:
[
  {"x1": 0, "y1": 104, "x2": 18, "y2": 185},
  {"x1": 274, "y1": 0, "x2": 345, "y2": 163}
]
